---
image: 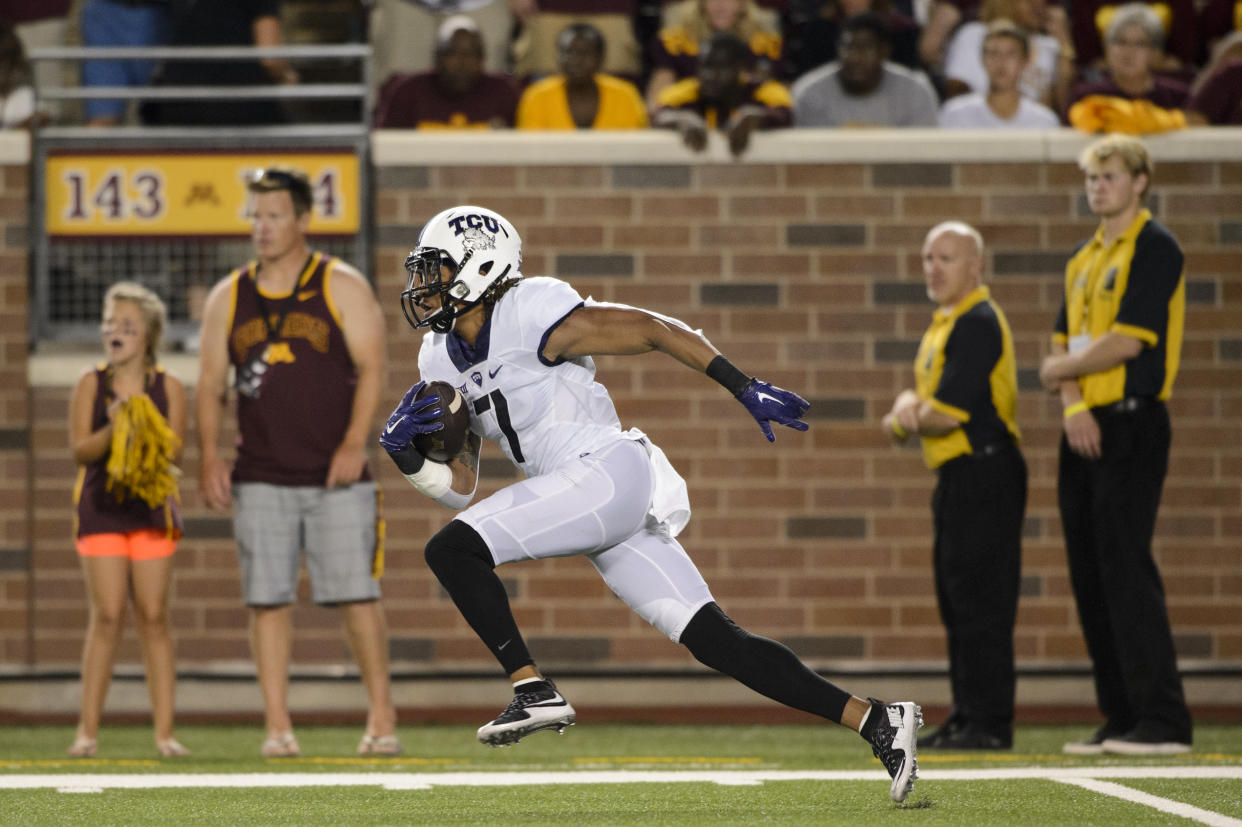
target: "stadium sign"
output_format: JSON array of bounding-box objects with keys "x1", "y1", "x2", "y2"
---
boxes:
[{"x1": 45, "y1": 151, "x2": 360, "y2": 236}]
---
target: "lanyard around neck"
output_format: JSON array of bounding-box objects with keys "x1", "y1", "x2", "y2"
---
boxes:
[{"x1": 253, "y1": 255, "x2": 311, "y2": 341}]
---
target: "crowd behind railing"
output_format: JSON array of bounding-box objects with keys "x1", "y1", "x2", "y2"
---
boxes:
[{"x1": 0, "y1": 0, "x2": 1238, "y2": 143}]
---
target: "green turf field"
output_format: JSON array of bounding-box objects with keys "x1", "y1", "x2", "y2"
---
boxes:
[{"x1": 2, "y1": 724, "x2": 1240, "y2": 825}]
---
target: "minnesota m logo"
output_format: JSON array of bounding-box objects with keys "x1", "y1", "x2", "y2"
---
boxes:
[{"x1": 263, "y1": 342, "x2": 296, "y2": 364}]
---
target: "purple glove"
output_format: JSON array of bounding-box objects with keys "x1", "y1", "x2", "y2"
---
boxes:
[
  {"x1": 737, "y1": 379, "x2": 810, "y2": 442},
  {"x1": 378, "y1": 380, "x2": 443, "y2": 455}
]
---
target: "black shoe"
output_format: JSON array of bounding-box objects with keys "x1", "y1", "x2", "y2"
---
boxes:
[
  {"x1": 1101, "y1": 721, "x2": 1191, "y2": 755},
  {"x1": 1063, "y1": 724, "x2": 1129, "y2": 755},
  {"x1": 927, "y1": 727, "x2": 1012, "y2": 751},
  {"x1": 862, "y1": 699, "x2": 923, "y2": 803},
  {"x1": 476, "y1": 679, "x2": 576, "y2": 747},
  {"x1": 919, "y1": 715, "x2": 965, "y2": 750}
]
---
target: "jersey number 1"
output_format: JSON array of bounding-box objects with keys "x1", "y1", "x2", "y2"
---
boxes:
[{"x1": 472, "y1": 390, "x2": 525, "y2": 463}]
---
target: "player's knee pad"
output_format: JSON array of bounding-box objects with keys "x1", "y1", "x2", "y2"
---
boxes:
[
  {"x1": 680, "y1": 602, "x2": 749, "y2": 670},
  {"x1": 424, "y1": 519, "x2": 494, "y2": 580}
]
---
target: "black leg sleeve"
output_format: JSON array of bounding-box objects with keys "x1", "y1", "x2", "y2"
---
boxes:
[
  {"x1": 424, "y1": 519, "x2": 534, "y2": 675},
  {"x1": 680, "y1": 602, "x2": 852, "y2": 723}
]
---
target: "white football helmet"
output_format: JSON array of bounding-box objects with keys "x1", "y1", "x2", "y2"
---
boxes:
[{"x1": 401, "y1": 205, "x2": 523, "y2": 333}]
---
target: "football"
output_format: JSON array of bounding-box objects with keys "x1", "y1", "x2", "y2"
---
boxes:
[{"x1": 412, "y1": 380, "x2": 471, "y2": 463}]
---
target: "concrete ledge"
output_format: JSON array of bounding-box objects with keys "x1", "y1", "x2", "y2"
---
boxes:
[
  {"x1": 27, "y1": 347, "x2": 198, "y2": 387},
  {"x1": 372, "y1": 127, "x2": 1242, "y2": 166},
  {"x1": 28, "y1": 351, "x2": 201, "y2": 387},
  {"x1": 0, "y1": 129, "x2": 28, "y2": 164},
  {"x1": 4, "y1": 662, "x2": 1240, "y2": 723},
  {"x1": 10, "y1": 127, "x2": 1242, "y2": 168},
  {"x1": 3, "y1": 671, "x2": 1240, "y2": 725}
]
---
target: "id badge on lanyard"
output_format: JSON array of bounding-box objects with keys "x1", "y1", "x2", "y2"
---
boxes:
[{"x1": 1072, "y1": 248, "x2": 1106, "y2": 353}]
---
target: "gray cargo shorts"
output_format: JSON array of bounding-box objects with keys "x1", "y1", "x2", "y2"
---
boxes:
[{"x1": 233, "y1": 481, "x2": 381, "y2": 606}]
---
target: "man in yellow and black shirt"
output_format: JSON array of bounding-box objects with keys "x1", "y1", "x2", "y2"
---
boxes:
[
  {"x1": 883, "y1": 222, "x2": 1026, "y2": 750},
  {"x1": 1040, "y1": 134, "x2": 1191, "y2": 756}
]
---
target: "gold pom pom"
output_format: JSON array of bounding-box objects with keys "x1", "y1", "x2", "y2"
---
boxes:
[{"x1": 105, "y1": 394, "x2": 181, "y2": 509}]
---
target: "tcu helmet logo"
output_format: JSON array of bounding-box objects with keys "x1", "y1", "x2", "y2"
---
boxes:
[{"x1": 447, "y1": 212, "x2": 509, "y2": 240}]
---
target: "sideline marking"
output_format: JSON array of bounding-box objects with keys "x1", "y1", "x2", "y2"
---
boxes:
[
  {"x1": 1057, "y1": 778, "x2": 1242, "y2": 827},
  {"x1": 2, "y1": 766, "x2": 1241, "y2": 790},
  {"x1": 5, "y1": 765, "x2": 1242, "y2": 821}
]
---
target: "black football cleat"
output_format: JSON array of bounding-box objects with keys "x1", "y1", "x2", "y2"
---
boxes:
[
  {"x1": 477, "y1": 680, "x2": 576, "y2": 747},
  {"x1": 864, "y1": 699, "x2": 923, "y2": 803}
]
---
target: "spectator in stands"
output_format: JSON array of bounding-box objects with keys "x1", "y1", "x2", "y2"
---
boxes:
[
  {"x1": 79, "y1": 0, "x2": 171, "y2": 127},
  {"x1": 792, "y1": 12, "x2": 939, "y2": 127},
  {"x1": 1066, "y1": 4, "x2": 1192, "y2": 116},
  {"x1": 940, "y1": 21, "x2": 1061, "y2": 126},
  {"x1": 370, "y1": 0, "x2": 515, "y2": 98},
  {"x1": 1187, "y1": 30, "x2": 1242, "y2": 124},
  {"x1": 1069, "y1": 0, "x2": 1197, "y2": 73},
  {"x1": 374, "y1": 15, "x2": 519, "y2": 130},
  {"x1": 646, "y1": 0, "x2": 783, "y2": 112},
  {"x1": 919, "y1": 0, "x2": 982, "y2": 75},
  {"x1": 1197, "y1": 0, "x2": 1241, "y2": 63},
  {"x1": 511, "y1": 1, "x2": 643, "y2": 83},
  {"x1": 655, "y1": 30, "x2": 791, "y2": 156},
  {"x1": 661, "y1": 0, "x2": 786, "y2": 29},
  {"x1": 790, "y1": 0, "x2": 921, "y2": 76},
  {"x1": 0, "y1": 21, "x2": 37, "y2": 128},
  {"x1": 141, "y1": 0, "x2": 297, "y2": 126},
  {"x1": 68, "y1": 282, "x2": 188, "y2": 759},
  {"x1": 0, "y1": 0, "x2": 70, "y2": 122},
  {"x1": 516, "y1": 22, "x2": 648, "y2": 129},
  {"x1": 941, "y1": 0, "x2": 1075, "y2": 111}
]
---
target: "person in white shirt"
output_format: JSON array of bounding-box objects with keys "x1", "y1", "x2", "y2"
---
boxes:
[
  {"x1": 941, "y1": 0, "x2": 1075, "y2": 111},
  {"x1": 940, "y1": 21, "x2": 1061, "y2": 128},
  {"x1": 378, "y1": 205, "x2": 925, "y2": 805}
]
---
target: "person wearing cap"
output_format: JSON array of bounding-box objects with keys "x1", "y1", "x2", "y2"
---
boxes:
[
  {"x1": 369, "y1": 0, "x2": 515, "y2": 98},
  {"x1": 374, "y1": 14, "x2": 520, "y2": 129}
]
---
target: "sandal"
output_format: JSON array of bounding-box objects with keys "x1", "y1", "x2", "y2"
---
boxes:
[
  {"x1": 357, "y1": 733, "x2": 403, "y2": 756},
  {"x1": 67, "y1": 736, "x2": 98, "y2": 758},
  {"x1": 156, "y1": 737, "x2": 190, "y2": 757},
  {"x1": 260, "y1": 731, "x2": 301, "y2": 758}
]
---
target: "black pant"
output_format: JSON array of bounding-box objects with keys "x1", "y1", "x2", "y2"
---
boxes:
[
  {"x1": 932, "y1": 442, "x2": 1027, "y2": 736},
  {"x1": 1058, "y1": 401, "x2": 1191, "y2": 739}
]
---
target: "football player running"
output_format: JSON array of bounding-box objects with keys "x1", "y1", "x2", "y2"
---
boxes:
[{"x1": 380, "y1": 206, "x2": 923, "y2": 803}]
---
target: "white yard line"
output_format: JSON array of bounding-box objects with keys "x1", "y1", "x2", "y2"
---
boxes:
[
  {"x1": 3, "y1": 766, "x2": 1240, "y2": 823},
  {"x1": 1057, "y1": 778, "x2": 1242, "y2": 827},
  {"x1": 2, "y1": 766, "x2": 1241, "y2": 790}
]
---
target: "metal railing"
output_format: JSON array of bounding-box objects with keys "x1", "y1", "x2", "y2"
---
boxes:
[
  {"x1": 29, "y1": 44, "x2": 373, "y2": 133},
  {"x1": 26, "y1": 44, "x2": 374, "y2": 347}
]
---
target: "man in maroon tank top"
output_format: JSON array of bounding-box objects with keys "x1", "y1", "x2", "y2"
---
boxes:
[{"x1": 196, "y1": 168, "x2": 400, "y2": 757}]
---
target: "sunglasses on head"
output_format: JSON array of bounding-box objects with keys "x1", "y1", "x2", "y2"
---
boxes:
[{"x1": 248, "y1": 168, "x2": 303, "y2": 188}]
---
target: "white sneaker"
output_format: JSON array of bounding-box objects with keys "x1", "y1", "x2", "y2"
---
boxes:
[
  {"x1": 864, "y1": 699, "x2": 923, "y2": 803},
  {"x1": 477, "y1": 680, "x2": 576, "y2": 747},
  {"x1": 1101, "y1": 736, "x2": 1191, "y2": 755}
]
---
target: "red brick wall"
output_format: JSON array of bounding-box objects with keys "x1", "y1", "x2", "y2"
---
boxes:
[
  {"x1": 0, "y1": 161, "x2": 31, "y2": 666},
  {"x1": 9, "y1": 134, "x2": 1242, "y2": 679}
]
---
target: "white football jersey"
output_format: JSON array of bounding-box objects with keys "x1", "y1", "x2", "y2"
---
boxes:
[{"x1": 417, "y1": 277, "x2": 627, "y2": 478}]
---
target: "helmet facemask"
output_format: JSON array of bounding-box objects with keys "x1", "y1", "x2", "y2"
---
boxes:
[{"x1": 401, "y1": 247, "x2": 468, "y2": 333}]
